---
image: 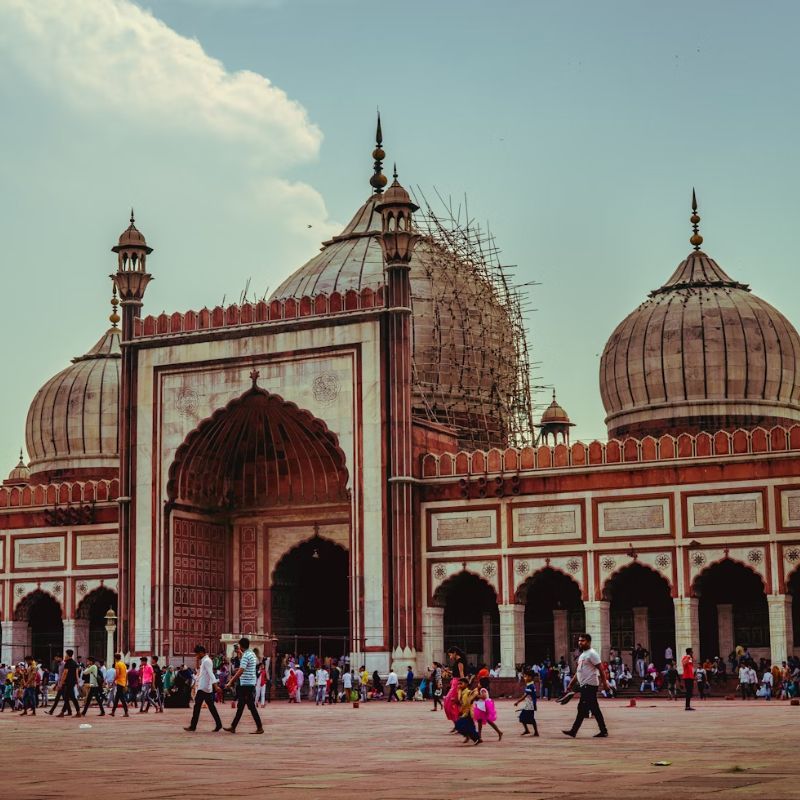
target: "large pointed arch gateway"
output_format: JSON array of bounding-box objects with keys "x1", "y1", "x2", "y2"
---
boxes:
[{"x1": 165, "y1": 375, "x2": 352, "y2": 659}]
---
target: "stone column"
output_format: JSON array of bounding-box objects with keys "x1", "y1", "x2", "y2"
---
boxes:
[
  {"x1": 481, "y1": 612, "x2": 493, "y2": 666},
  {"x1": 1, "y1": 621, "x2": 30, "y2": 665},
  {"x1": 62, "y1": 619, "x2": 90, "y2": 660},
  {"x1": 717, "y1": 603, "x2": 734, "y2": 659},
  {"x1": 421, "y1": 606, "x2": 444, "y2": 668},
  {"x1": 632, "y1": 606, "x2": 650, "y2": 656},
  {"x1": 767, "y1": 594, "x2": 793, "y2": 665},
  {"x1": 552, "y1": 609, "x2": 570, "y2": 662},
  {"x1": 498, "y1": 604, "x2": 525, "y2": 677},
  {"x1": 674, "y1": 597, "x2": 700, "y2": 660},
  {"x1": 584, "y1": 600, "x2": 610, "y2": 659}
]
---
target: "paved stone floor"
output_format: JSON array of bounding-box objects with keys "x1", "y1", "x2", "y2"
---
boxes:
[{"x1": 1, "y1": 698, "x2": 797, "y2": 799}]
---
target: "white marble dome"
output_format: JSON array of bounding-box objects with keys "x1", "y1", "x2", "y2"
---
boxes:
[{"x1": 25, "y1": 328, "x2": 121, "y2": 479}]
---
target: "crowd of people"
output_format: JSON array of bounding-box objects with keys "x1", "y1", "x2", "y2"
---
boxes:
[{"x1": 2, "y1": 637, "x2": 798, "y2": 731}]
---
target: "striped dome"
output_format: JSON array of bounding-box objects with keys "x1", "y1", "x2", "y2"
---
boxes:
[
  {"x1": 271, "y1": 193, "x2": 519, "y2": 448},
  {"x1": 25, "y1": 328, "x2": 121, "y2": 480},
  {"x1": 600, "y1": 250, "x2": 800, "y2": 438}
]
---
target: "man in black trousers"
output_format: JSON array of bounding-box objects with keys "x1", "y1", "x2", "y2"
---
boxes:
[
  {"x1": 562, "y1": 633, "x2": 610, "y2": 738},
  {"x1": 184, "y1": 644, "x2": 222, "y2": 732},
  {"x1": 55, "y1": 649, "x2": 81, "y2": 717}
]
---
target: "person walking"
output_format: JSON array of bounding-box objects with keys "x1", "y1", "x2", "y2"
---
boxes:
[
  {"x1": 224, "y1": 637, "x2": 264, "y2": 734},
  {"x1": 110, "y1": 653, "x2": 129, "y2": 717},
  {"x1": 681, "y1": 647, "x2": 696, "y2": 710},
  {"x1": 80, "y1": 656, "x2": 105, "y2": 716},
  {"x1": 514, "y1": 669, "x2": 539, "y2": 736},
  {"x1": 55, "y1": 649, "x2": 81, "y2": 717},
  {"x1": 47, "y1": 656, "x2": 64, "y2": 716},
  {"x1": 151, "y1": 655, "x2": 165, "y2": 713},
  {"x1": 184, "y1": 644, "x2": 222, "y2": 732},
  {"x1": 562, "y1": 633, "x2": 609, "y2": 739},
  {"x1": 20, "y1": 656, "x2": 38, "y2": 716},
  {"x1": 139, "y1": 656, "x2": 154, "y2": 712},
  {"x1": 405, "y1": 665, "x2": 415, "y2": 700}
]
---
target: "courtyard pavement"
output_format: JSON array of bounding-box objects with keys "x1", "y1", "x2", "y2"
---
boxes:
[{"x1": 1, "y1": 697, "x2": 797, "y2": 799}]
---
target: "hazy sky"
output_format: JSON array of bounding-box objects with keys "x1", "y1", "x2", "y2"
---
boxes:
[{"x1": 2, "y1": 0, "x2": 800, "y2": 469}]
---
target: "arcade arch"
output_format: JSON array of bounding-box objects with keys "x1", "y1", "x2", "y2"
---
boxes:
[
  {"x1": 693, "y1": 559, "x2": 768, "y2": 661},
  {"x1": 433, "y1": 571, "x2": 499, "y2": 667},
  {"x1": 603, "y1": 563, "x2": 674, "y2": 666},
  {"x1": 76, "y1": 587, "x2": 117, "y2": 660},
  {"x1": 15, "y1": 590, "x2": 63, "y2": 667},
  {"x1": 516, "y1": 568, "x2": 584, "y2": 665}
]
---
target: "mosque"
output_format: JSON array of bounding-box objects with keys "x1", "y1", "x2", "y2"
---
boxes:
[{"x1": 2, "y1": 124, "x2": 800, "y2": 675}]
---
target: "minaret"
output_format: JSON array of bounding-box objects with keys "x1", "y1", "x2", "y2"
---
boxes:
[
  {"x1": 111, "y1": 210, "x2": 153, "y2": 654},
  {"x1": 376, "y1": 163, "x2": 420, "y2": 670}
]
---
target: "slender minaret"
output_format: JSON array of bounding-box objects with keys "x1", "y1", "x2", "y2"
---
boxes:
[
  {"x1": 111, "y1": 210, "x2": 153, "y2": 653},
  {"x1": 376, "y1": 161, "x2": 420, "y2": 670}
]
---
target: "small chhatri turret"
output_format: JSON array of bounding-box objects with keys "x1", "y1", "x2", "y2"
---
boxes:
[
  {"x1": 4, "y1": 449, "x2": 30, "y2": 485},
  {"x1": 111, "y1": 209, "x2": 153, "y2": 328},
  {"x1": 539, "y1": 389, "x2": 574, "y2": 445}
]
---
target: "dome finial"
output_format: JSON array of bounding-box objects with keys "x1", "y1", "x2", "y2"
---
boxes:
[
  {"x1": 18, "y1": 448, "x2": 24, "y2": 466},
  {"x1": 109, "y1": 283, "x2": 120, "y2": 331},
  {"x1": 690, "y1": 188, "x2": 703, "y2": 251},
  {"x1": 130, "y1": 207, "x2": 135, "y2": 226},
  {"x1": 369, "y1": 111, "x2": 388, "y2": 195}
]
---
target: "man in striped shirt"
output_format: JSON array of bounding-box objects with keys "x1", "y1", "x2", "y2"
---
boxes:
[{"x1": 224, "y1": 637, "x2": 264, "y2": 734}]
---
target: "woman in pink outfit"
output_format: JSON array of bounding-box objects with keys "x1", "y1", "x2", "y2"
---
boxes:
[
  {"x1": 473, "y1": 687, "x2": 502, "y2": 741},
  {"x1": 443, "y1": 672, "x2": 461, "y2": 731}
]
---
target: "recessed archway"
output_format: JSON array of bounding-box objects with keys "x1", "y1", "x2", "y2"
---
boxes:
[
  {"x1": 271, "y1": 536, "x2": 349, "y2": 659},
  {"x1": 15, "y1": 590, "x2": 63, "y2": 667},
  {"x1": 516, "y1": 568, "x2": 584, "y2": 665},
  {"x1": 603, "y1": 563, "x2": 675, "y2": 666},
  {"x1": 694, "y1": 559, "x2": 768, "y2": 661},
  {"x1": 77, "y1": 587, "x2": 117, "y2": 660},
  {"x1": 433, "y1": 571, "x2": 499, "y2": 668},
  {"x1": 789, "y1": 568, "x2": 800, "y2": 656}
]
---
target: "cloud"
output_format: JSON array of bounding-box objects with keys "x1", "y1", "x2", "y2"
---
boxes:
[{"x1": 0, "y1": 0, "x2": 321, "y2": 163}]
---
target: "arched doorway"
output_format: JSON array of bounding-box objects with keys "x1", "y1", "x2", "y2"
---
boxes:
[
  {"x1": 603, "y1": 564, "x2": 675, "y2": 666},
  {"x1": 694, "y1": 559, "x2": 768, "y2": 661},
  {"x1": 77, "y1": 587, "x2": 117, "y2": 660},
  {"x1": 271, "y1": 536, "x2": 349, "y2": 658},
  {"x1": 16, "y1": 591, "x2": 63, "y2": 668},
  {"x1": 517, "y1": 568, "x2": 584, "y2": 665},
  {"x1": 790, "y1": 568, "x2": 800, "y2": 659},
  {"x1": 433, "y1": 572, "x2": 499, "y2": 668},
  {"x1": 166, "y1": 378, "x2": 351, "y2": 660}
]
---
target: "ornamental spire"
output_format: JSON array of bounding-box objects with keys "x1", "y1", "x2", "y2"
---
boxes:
[
  {"x1": 690, "y1": 188, "x2": 703, "y2": 251},
  {"x1": 109, "y1": 283, "x2": 120, "y2": 331},
  {"x1": 369, "y1": 111, "x2": 387, "y2": 194}
]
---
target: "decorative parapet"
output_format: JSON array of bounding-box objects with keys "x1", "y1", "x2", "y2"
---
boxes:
[
  {"x1": 133, "y1": 287, "x2": 386, "y2": 338},
  {"x1": 0, "y1": 479, "x2": 120, "y2": 509},
  {"x1": 420, "y1": 425, "x2": 800, "y2": 478}
]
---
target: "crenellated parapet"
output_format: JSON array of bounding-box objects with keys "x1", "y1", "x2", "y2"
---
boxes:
[
  {"x1": 0, "y1": 478, "x2": 120, "y2": 509},
  {"x1": 132, "y1": 287, "x2": 386, "y2": 338},
  {"x1": 420, "y1": 425, "x2": 800, "y2": 478}
]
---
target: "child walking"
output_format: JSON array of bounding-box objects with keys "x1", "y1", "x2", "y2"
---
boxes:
[
  {"x1": 514, "y1": 670, "x2": 539, "y2": 736},
  {"x1": 473, "y1": 687, "x2": 502, "y2": 741},
  {"x1": 453, "y1": 678, "x2": 481, "y2": 744}
]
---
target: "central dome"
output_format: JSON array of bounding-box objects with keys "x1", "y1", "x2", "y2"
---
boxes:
[
  {"x1": 600, "y1": 248, "x2": 800, "y2": 438},
  {"x1": 271, "y1": 193, "x2": 522, "y2": 448}
]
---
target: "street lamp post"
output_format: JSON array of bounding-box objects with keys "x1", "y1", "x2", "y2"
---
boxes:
[{"x1": 105, "y1": 608, "x2": 117, "y2": 667}]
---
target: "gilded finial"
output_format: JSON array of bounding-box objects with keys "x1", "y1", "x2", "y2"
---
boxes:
[
  {"x1": 369, "y1": 111, "x2": 387, "y2": 194},
  {"x1": 109, "y1": 283, "x2": 120, "y2": 330},
  {"x1": 249, "y1": 367, "x2": 260, "y2": 387},
  {"x1": 690, "y1": 188, "x2": 703, "y2": 251}
]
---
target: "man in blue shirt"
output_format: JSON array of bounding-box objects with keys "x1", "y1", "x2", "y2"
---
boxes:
[{"x1": 224, "y1": 637, "x2": 264, "y2": 734}]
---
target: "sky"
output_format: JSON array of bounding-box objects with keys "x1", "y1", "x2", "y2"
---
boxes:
[{"x1": 2, "y1": 0, "x2": 800, "y2": 468}]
